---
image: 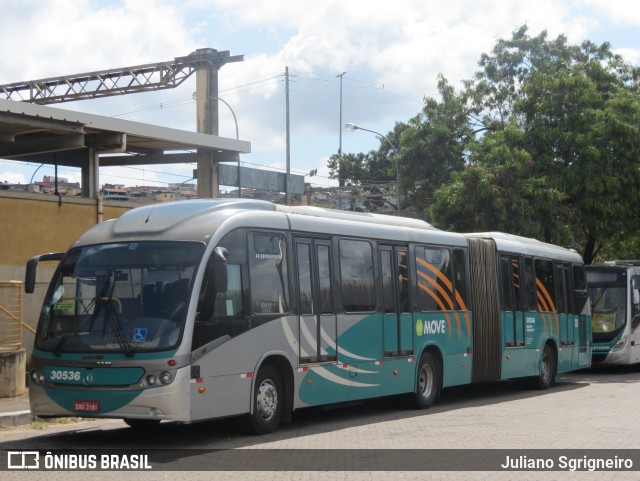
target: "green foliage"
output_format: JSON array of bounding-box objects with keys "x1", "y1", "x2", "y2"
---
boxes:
[
  {"x1": 398, "y1": 76, "x2": 472, "y2": 211},
  {"x1": 329, "y1": 25, "x2": 640, "y2": 263},
  {"x1": 431, "y1": 25, "x2": 640, "y2": 263}
]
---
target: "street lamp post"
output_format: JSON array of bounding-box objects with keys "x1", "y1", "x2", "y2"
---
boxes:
[
  {"x1": 337, "y1": 72, "x2": 346, "y2": 187},
  {"x1": 345, "y1": 122, "x2": 400, "y2": 214},
  {"x1": 193, "y1": 92, "x2": 241, "y2": 197},
  {"x1": 215, "y1": 96, "x2": 241, "y2": 198}
]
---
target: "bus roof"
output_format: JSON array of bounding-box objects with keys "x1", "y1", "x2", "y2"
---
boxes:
[
  {"x1": 466, "y1": 232, "x2": 583, "y2": 263},
  {"x1": 587, "y1": 261, "x2": 640, "y2": 276},
  {"x1": 70, "y1": 200, "x2": 579, "y2": 261},
  {"x1": 72, "y1": 199, "x2": 442, "y2": 247},
  {"x1": 591, "y1": 260, "x2": 640, "y2": 267}
]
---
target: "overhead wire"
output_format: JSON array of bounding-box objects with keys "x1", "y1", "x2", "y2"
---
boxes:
[{"x1": 2, "y1": 70, "x2": 428, "y2": 189}]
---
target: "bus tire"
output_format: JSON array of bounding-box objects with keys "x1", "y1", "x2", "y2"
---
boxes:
[
  {"x1": 248, "y1": 364, "x2": 283, "y2": 434},
  {"x1": 530, "y1": 344, "x2": 556, "y2": 390},
  {"x1": 413, "y1": 351, "x2": 440, "y2": 409}
]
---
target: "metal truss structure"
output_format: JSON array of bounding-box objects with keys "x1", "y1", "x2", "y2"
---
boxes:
[
  {"x1": 319, "y1": 182, "x2": 397, "y2": 199},
  {"x1": 0, "y1": 49, "x2": 242, "y2": 104}
]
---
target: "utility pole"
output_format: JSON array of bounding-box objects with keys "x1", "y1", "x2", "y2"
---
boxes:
[
  {"x1": 337, "y1": 72, "x2": 346, "y2": 187},
  {"x1": 285, "y1": 66, "x2": 290, "y2": 205}
]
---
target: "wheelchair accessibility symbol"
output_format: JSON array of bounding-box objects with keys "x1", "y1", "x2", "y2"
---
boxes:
[{"x1": 132, "y1": 328, "x2": 148, "y2": 343}]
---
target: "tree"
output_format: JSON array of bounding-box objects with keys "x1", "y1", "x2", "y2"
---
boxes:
[
  {"x1": 326, "y1": 152, "x2": 369, "y2": 186},
  {"x1": 328, "y1": 25, "x2": 640, "y2": 262},
  {"x1": 326, "y1": 128, "x2": 402, "y2": 210},
  {"x1": 432, "y1": 121, "x2": 568, "y2": 241},
  {"x1": 430, "y1": 26, "x2": 640, "y2": 263},
  {"x1": 398, "y1": 75, "x2": 471, "y2": 212}
]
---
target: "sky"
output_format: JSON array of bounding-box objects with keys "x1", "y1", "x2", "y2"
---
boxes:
[{"x1": 1, "y1": 0, "x2": 639, "y2": 193}]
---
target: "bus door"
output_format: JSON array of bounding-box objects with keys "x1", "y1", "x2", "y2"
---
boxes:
[
  {"x1": 500, "y1": 255, "x2": 525, "y2": 348},
  {"x1": 629, "y1": 275, "x2": 640, "y2": 363},
  {"x1": 555, "y1": 264, "x2": 572, "y2": 349},
  {"x1": 380, "y1": 245, "x2": 412, "y2": 357},
  {"x1": 571, "y1": 264, "x2": 591, "y2": 368},
  {"x1": 295, "y1": 238, "x2": 337, "y2": 363}
]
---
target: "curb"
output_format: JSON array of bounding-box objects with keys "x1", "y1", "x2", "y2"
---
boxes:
[{"x1": 0, "y1": 410, "x2": 35, "y2": 428}]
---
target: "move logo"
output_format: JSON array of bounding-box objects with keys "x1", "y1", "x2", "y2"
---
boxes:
[{"x1": 415, "y1": 319, "x2": 447, "y2": 337}]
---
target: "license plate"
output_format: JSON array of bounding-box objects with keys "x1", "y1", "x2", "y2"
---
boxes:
[{"x1": 74, "y1": 400, "x2": 100, "y2": 412}]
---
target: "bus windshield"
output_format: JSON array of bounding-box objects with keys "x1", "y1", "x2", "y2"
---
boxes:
[
  {"x1": 589, "y1": 285, "x2": 627, "y2": 339},
  {"x1": 35, "y1": 241, "x2": 205, "y2": 355}
]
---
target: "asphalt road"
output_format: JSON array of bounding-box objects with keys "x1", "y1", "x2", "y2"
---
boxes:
[{"x1": 1, "y1": 366, "x2": 639, "y2": 481}]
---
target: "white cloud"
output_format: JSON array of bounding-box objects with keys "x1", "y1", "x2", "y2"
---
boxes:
[
  {"x1": 0, "y1": 171, "x2": 27, "y2": 185},
  {"x1": 584, "y1": 0, "x2": 640, "y2": 26},
  {"x1": 1, "y1": 0, "x2": 638, "y2": 189},
  {"x1": 614, "y1": 47, "x2": 640, "y2": 65}
]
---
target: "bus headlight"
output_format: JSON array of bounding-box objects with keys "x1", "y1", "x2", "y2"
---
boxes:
[
  {"x1": 143, "y1": 371, "x2": 173, "y2": 387},
  {"x1": 159, "y1": 371, "x2": 173, "y2": 385},
  {"x1": 612, "y1": 335, "x2": 628, "y2": 352},
  {"x1": 31, "y1": 370, "x2": 44, "y2": 384}
]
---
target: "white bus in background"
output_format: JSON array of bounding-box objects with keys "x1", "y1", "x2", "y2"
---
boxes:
[{"x1": 586, "y1": 261, "x2": 640, "y2": 365}]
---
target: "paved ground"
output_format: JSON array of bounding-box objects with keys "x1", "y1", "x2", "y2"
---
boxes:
[{"x1": 1, "y1": 366, "x2": 639, "y2": 480}]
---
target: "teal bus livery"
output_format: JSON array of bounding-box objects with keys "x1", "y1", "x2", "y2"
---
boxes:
[{"x1": 25, "y1": 199, "x2": 592, "y2": 433}]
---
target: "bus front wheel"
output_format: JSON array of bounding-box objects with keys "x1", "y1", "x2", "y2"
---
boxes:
[
  {"x1": 530, "y1": 344, "x2": 557, "y2": 390},
  {"x1": 248, "y1": 364, "x2": 283, "y2": 434},
  {"x1": 413, "y1": 352, "x2": 440, "y2": 409}
]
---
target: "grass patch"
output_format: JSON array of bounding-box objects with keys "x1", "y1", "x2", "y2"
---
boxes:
[{"x1": 30, "y1": 417, "x2": 90, "y2": 430}]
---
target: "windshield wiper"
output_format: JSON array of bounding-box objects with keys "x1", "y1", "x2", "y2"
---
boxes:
[
  {"x1": 51, "y1": 270, "x2": 134, "y2": 357},
  {"x1": 101, "y1": 271, "x2": 134, "y2": 358},
  {"x1": 104, "y1": 302, "x2": 134, "y2": 357},
  {"x1": 52, "y1": 334, "x2": 69, "y2": 357},
  {"x1": 591, "y1": 288, "x2": 606, "y2": 310}
]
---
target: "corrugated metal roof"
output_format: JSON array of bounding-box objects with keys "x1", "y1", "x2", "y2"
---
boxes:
[{"x1": 0, "y1": 98, "x2": 250, "y2": 168}]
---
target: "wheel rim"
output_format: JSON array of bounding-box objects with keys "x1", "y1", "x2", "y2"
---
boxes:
[
  {"x1": 419, "y1": 363, "x2": 434, "y2": 399},
  {"x1": 541, "y1": 351, "x2": 550, "y2": 382},
  {"x1": 256, "y1": 378, "x2": 278, "y2": 421}
]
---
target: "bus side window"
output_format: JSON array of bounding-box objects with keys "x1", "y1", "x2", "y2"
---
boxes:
[
  {"x1": 571, "y1": 264, "x2": 589, "y2": 314},
  {"x1": 193, "y1": 230, "x2": 246, "y2": 350},
  {"x1": 339, "y1": 239, "x2": 375, "y2": 312},
  {"x1": 415, "y1": 246, "x2": 453, "y2": 312},
  {"x1": 453, "y1": 248, "x2": 469, "y2": 311},
  {"x1": 535, "y1": 259, "x2": 556, "y2": 312},
  {"x1": 524, "y1": 257, "x2": 537, "y2": 311},
  {"x1": 249, "y1": 232, "x2": 289, "y2": 315}
]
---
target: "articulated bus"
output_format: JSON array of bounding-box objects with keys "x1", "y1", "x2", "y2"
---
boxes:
[
  {"x1": 586, "y1": 261, "x2": 640, "y2": 365},
  {"x1": 25, "y1": 199, "x2": 591, "y2": 433}
]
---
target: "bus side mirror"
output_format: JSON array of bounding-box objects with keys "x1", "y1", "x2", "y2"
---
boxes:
[
  {"x1": 213, "y1": 247, "x2": 229, "y2": 293},
  {"x1": 25, "y1": 258, "x2": 38, "y2": 294},
  {"x1": 25, "y1": 252, "x2": 65, "y2": 294}
]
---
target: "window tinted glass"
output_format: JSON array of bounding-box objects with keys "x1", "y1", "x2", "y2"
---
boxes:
[
  {"x1": 416, "y1": 246, "x2": 452, "y2": 312},
  {"x1": 249, "y1": 232, "x2": 289, "y2": 314},
  {"x1": 339, "y1": 239, "x2": 374, "y2": 312}
]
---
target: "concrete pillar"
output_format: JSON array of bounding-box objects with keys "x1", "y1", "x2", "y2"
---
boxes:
[
  {"x1": 0, "y1": 348, "x2": 26, "y2": 398},
  {"x1": 196, "y1": 60, "x2": 220, "y2": 199}
]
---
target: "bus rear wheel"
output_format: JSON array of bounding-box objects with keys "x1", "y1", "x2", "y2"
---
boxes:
[
  {"x1": 413, "y1": 352, "x2": 440, "y2": 409},
  {"x1": 248, "y1": 364, "x2": 283, "y2": 434},
  {"x1": 530, "y1": 344, "x2": 557, "y2": 390}
]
